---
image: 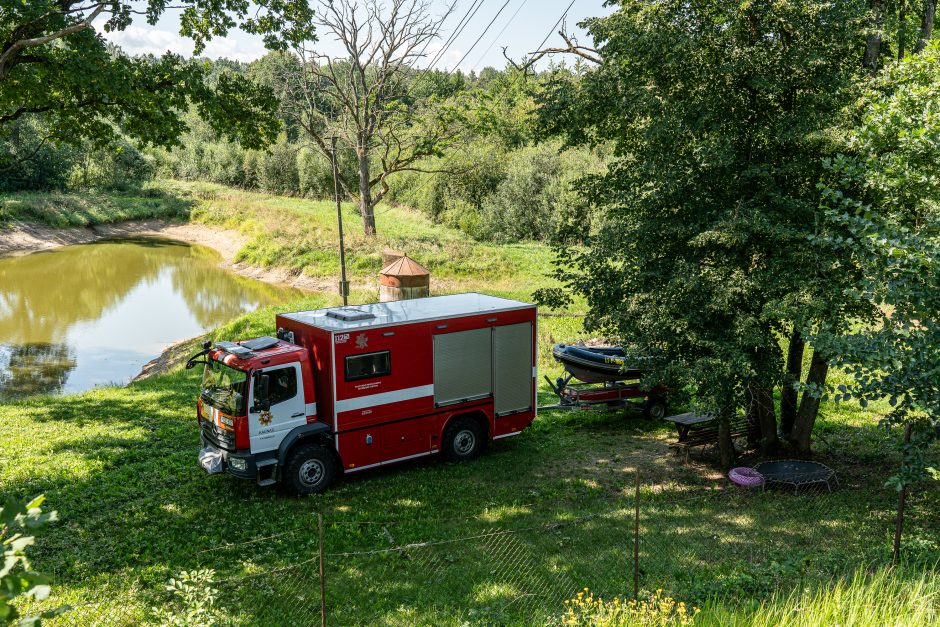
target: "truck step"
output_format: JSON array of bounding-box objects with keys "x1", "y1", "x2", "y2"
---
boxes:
[{"x1": 256, "y1": 477, "x2": 278, "y2": 487}]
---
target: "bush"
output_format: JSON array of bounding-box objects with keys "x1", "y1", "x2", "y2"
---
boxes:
[
  {"x1": 69, "y1": 140, "x2": 154, "y2": 191},
  {"x1": 0, "y1": 495, "x2": 66, "y2": 625},
  {"x1": 256, "y1": 137, "x2": 299, "y2": 195}
]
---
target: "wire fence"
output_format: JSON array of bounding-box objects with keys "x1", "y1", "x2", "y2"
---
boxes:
[{"x1": 25, "y1": 469, "x2": 938, "y2": 626}]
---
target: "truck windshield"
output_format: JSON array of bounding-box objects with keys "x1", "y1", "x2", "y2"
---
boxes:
[{"x1": 200, "y1": 360, "x2": 248, "y2": 416}]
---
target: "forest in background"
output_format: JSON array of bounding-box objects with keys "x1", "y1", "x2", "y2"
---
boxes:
[{"x1": 0, "y1": 55, "x2": 603, "y2": 244}]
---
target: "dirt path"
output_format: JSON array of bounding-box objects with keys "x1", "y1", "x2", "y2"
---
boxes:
[{"x1": 0, "y1": 219, "x2": 347, "y2": 292}]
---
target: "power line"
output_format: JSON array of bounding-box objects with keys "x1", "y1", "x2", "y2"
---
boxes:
[
  {"x1": 426, "y1": 0, "x2": 486, "y2": 71},
  {"x1": 533, "y1": 0, "x2": 576, "y2": 56},
  {"x1": 447, "y1": 0, "x2": 513, "y2": 75},
  {"x1": 470, "y1": 0, "x2": 528, "y2": 72}
]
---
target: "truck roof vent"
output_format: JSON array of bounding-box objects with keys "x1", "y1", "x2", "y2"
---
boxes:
[
  {"x1": 214, "y1": 341, "x2": 254, "y2": 359},
  {"x1": 241, "y1": 336, "x2": 280, "y2": 351},
  {"x1": 327, "y1": 307, "x2": 375, "y2": 322}
]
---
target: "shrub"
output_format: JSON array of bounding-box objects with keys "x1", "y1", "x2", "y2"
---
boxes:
[{"x1": 0, "y1": 495, "x2": 66, "y2": 625}]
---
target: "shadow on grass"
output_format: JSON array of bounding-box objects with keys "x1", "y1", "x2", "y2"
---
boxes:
[{"x1": 2, "y1": 381, "x2": 934, "y2": 625}]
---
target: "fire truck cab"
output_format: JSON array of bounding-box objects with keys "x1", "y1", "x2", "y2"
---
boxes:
[{"x1": 192, "y1": 293, "x2": 537, "y2": 494}]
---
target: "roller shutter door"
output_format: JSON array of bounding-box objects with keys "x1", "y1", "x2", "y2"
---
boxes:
[
  {"x1": 493, "y1": 322, "x2": 533, "y2": 416},
  {"x1": 433, "y1": 328, "x2": 492, "y2": 406}
]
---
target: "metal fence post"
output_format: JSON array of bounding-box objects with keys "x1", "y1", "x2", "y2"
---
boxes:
[
  {"x1": 893, "y1": 421, "x2": 913, "y2": 563},
  {"x1": 319, "y1": 512, "x2": 326, "y2": 627},
  {"x1": 633, "y1": 471, "x2": 640, "y2": 600}
]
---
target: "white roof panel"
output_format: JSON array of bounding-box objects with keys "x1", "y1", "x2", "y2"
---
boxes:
[{"x1": 281, "y1": 293, "x2": 534, "y2": 331}]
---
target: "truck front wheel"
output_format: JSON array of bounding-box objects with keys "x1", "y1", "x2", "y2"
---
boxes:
[
  {"x1": 442, "y1": 415, "x2": 486, "y2": 462},
  {"x1": 282, "y1": 443, "x2": 336, "y2": 495}
]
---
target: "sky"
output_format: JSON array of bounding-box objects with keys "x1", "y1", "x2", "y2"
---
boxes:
[{"x1": 98, "y1": 0, "x2": 612, "y2": 72}]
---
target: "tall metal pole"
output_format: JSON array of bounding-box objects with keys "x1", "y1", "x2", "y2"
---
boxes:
[{"x1": 331, "y1": 136, "x2": 349, "y2": 306}]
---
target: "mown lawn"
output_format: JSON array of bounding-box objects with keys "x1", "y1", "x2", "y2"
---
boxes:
[
  {"x1": 2, "y1": 184, "x2": 938, "y2": 624},
  {"x1": 3, "y1": 297, "x2": 938, "y2": 625}
]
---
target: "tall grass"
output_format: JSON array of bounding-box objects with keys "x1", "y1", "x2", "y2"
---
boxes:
[{"x1": 701, "y1": 567, "x2": 940, "y2": 626}]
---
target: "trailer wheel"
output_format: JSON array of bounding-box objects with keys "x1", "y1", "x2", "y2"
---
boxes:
[
  {"x1": 442, "y1": 415, "x2": 486, "y2": 462},
  {"x1": 282, "y1": 443, "x2": 336, "y2": 495},
  {"x1": 643, "y1": 396, "x2": 667, "y2": 420}
]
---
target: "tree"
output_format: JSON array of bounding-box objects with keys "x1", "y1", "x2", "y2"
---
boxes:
[
  {"x1": 0, "y1": 1, "x2": 314, "y2": 150},
  {"x1": 537, "y1": 0, "x2": 874, "y2": 464},
  {"x1": 284, "y1": 0, "x2": 462, "y2": 237},
  {"x1": 820, "y1": 41, "x2": 940, "y2": 487}
]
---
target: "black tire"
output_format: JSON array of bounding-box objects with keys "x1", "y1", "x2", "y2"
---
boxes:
[
  {"x1": 282, "y1": 443, "x2": 337, "y2": 495},
  {"x1": 442, "y1": 415, "x2": 487, "y2": 462},
  {"x1": 643, "y1": 396, "x2": 667, "y2": 420}
]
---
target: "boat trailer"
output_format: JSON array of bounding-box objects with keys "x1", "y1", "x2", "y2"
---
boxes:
[{"x1": 539, "y1": 373, "x2": 668, "y2": 420}]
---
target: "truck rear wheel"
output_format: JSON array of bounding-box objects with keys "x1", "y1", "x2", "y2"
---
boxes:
[
  {"x1": 282, "y1": 443, "x2": 336, "y2": 495},
  {"x1": 442, "y1": 415, "x2": 486, "y2": 462}
]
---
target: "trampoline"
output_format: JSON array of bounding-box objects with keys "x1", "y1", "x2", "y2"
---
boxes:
[{"x1": 753, "y1": 459, "x2": 838, "y2": 494}]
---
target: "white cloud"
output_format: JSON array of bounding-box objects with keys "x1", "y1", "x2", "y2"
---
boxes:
[{"x1": 100, "y1": 25, "x2": 267, "y2": 63}]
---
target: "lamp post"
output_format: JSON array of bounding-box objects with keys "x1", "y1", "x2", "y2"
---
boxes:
[{"x1": 330, "y1": 136, "x2": 349, "y2": 306}]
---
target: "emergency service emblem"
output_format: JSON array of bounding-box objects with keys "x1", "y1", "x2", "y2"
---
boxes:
[
  {"x1": 259, "y1": 411, "x2": 273, "y2": 425},
  {"x1": 355, "y1": 333, "x2": 368, "y2": 349}
]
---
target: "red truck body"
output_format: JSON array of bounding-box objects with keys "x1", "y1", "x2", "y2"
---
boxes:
[{"x1": 196, "y1": 293, "x2": 537, "y2": 493}]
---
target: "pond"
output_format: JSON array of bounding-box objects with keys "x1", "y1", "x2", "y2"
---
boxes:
[{"x1": 0, "y1": 237, "x2": 300, "y2": 400}]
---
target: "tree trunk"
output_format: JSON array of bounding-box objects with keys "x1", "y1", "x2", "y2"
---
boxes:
[
  {"x1": 790, "y1": 348, "x2": 830, "y2": 454},
  {"x1": 899, "y1": 1, "x2": 909, "y2": 60},
  {"x1": 864, "y1": 0, "x2": 885, "y2": 70},
  {"x1": 755, "y1": 383, "x2": 779, "y2": 455},
  {"x1": 780, "y1": 328, "x2": 804, "y2": 437},
  {"x1": 357, "y1": 142, "x2": 377, "y2": 237},
  {"x1": 718, "y1": 409, "x2": 735, "y2": 469},
  {"x1": 916, "y1": 0, "x2": 937, "y2": 52}
]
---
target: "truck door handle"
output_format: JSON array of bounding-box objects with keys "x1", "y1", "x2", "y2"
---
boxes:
[{"x1": 291, "y1": 412, "x2": 305, "y2": 418}]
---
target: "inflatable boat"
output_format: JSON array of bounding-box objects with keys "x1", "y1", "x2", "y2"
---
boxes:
[{"x1": 551, "y1": 343, "x2": 644, "y2": 383}]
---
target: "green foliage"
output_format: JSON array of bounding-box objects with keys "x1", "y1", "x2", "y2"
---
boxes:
[
  {"x1": 151, "y1": 570, "x2": 221, "y2": 627},
  {"x1": 540, "y1": 0, "x2": 871, "y2": 424},
  {"x1": 0, "y1": 1, "x2": 312, "y2": 154},
  {"x1": 0, "y1": 495, "x2": 65, "y2": 626},
  {"x1": 818, "y1": 41, "x2": 940, "y2": 486}
]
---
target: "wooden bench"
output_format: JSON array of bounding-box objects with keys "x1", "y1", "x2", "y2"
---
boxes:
[{"x1": 666, "y1": 412, "x2": 759, "y2": 461}]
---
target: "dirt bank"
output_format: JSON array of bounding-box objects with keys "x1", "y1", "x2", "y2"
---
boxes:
[{"x1": 0, "y1": 219, "x2": 351, "y2": 292}]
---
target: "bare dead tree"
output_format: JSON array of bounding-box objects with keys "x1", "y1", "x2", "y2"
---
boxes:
[
  {"x1": 504, "y1": 27, "x2": 602, "y2": 75},
  {"x1": 287, "y1": 0, "x2": 459, "y2": 237}
]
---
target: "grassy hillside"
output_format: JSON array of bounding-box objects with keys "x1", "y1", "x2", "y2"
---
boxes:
[{"x1": 1, "y1": 180, "x2": 562, "y2": 303}]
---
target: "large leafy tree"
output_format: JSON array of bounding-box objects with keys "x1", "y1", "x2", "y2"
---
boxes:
[
  {"x1": 0, "y1": 1, "x2": 314, "y2": 150},
  {"x1": 539, "y1": 0, "x2": 876, "y2": 464},
  {"x1": 821, "y1": 42, "x2": 940, "y2": 486}
]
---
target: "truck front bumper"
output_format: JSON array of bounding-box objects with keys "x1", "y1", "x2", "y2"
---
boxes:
[{"x1": 198, "y1": 436, "x2": 257, "y2": 480}]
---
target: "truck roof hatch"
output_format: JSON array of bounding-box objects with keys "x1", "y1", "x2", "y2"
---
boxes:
[
  {"x1": 326, "y1": 307, "x2": 375, "y2": 322},
  {"x1": 213, "y1": 341, "x2": 254, "y2": 359},
  {"x1": 240, "y1": 336, "x2": 280, "y2": 351}
]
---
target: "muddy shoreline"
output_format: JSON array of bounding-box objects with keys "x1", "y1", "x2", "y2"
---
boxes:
[{"x1": 0, "y1": 219, "x2": 346, "y2": 292}]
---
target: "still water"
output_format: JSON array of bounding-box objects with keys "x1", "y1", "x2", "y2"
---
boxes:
[{"x1": 0, "y1": 237, "x2": 299, "y2": 399}]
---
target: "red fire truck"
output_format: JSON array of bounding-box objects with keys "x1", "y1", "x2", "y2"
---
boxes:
[{"x1": 189, "y1": 293, "x2": 537, "y2": 494}]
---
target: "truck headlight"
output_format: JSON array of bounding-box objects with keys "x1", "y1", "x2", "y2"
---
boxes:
[{"x1": 229, "y1": 458, "x2": 247, "y2": 472}]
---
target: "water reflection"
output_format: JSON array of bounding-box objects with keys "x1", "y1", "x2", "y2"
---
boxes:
[{"x1": 0, "y1": 237, "x2": 299, "y2": 399}]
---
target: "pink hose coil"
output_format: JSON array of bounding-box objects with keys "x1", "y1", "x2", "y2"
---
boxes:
[{"x1": 728, "y1": 467, "x2": 764, "y2": 487}]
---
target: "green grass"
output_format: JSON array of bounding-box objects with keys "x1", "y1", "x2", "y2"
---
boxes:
[
  {"x1": 2, "y1": 182, "x2": 938, "y2": 624},
  {"x1": 154, "y1": 179, "x2": 562, "y2": 299},
  {"x1": 699, "y1": 567, "x2": 940, "y2": 626},
  {"x1": 3, "y1": 296, "x2": 938, "y2": 625},
  {"x1": 0, "y1": 185, "x2": 192, "y2": 228}
]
